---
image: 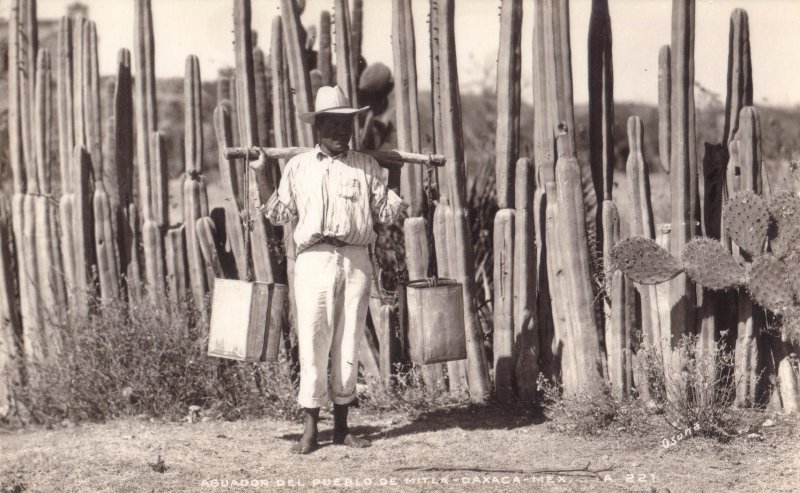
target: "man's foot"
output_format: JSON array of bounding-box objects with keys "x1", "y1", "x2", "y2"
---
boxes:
[
  {"x1": 289, "y1": 407, "x2": 320, "y2": 455},
  {"x1": 332, "y1": 403, "x2": 370, "y2": 448},
  {"x1": 289, "y1": 437, "x2": 319, "y2": 454},
  {"x1": 332, "y1": 431, "x2": 371, "y2": 448}
]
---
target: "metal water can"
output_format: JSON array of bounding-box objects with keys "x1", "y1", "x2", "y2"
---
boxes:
[
  {"x1": 207, "y1": 279, "x2": 286, "y2": 361},
  {"x1": 260, "y1": 283, "x2": 288, "y2": 362},
  {"x1": 406, "y1": 278, "x2": 467, "y2": 364}
]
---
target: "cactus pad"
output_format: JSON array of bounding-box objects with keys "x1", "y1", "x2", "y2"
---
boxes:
[
  {"x1": 746, "y1": 254, "x2": 794, "y2": 314},
  {"x1": 724, "y1": 190, "x2": 768, "y2": 257},
  {"x1": 785, "y1": 250, "x2": 800, "y2": 300},
  {"x1": 681, "y1": 238, "x2": 745, "y2": 290},
  {"x1": 767, "y1": 191, "x2": 800, "y2": 259},
  {"x1": 610, "y1": 236, "x2": 683, "y2": 285}
]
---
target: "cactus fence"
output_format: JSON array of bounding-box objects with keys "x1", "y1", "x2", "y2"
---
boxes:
[{"x1": 0, "y1": 0, "x2": 797, "y2": 418}]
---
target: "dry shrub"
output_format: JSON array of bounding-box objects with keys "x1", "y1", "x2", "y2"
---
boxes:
[
  {"x1": 357, "y1": 364, "x2": 470, "y2": 417},
  {"x1": 637, "y1": 334, "x2": 764, "y2": 439},
  {"x1": 536, "y1": 374, "x2": 655, "y2": 437},
  {"x1": 14, "y1": 293, "x2": 300, "y2": 425}
]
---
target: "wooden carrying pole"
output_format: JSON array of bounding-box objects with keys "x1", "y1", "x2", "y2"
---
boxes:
[{"x1": 224, "y1": 146, "x2": 446, "y2": 167}]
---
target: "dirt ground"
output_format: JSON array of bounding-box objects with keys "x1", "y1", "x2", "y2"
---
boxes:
[{"x1": 1, "y1": 405, "x2": 798, "y2": 493}]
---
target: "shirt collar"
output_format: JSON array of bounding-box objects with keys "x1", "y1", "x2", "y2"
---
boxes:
[{"x1": 315, "y1": 144, "x2": 350, "y2": 161}]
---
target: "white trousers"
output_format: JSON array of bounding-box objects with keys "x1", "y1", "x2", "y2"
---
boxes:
[{"x1": 294, "y1": 243, "x2": 372, "y2": 408}]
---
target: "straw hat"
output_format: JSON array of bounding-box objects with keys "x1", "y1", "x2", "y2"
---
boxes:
[{"x1": 298, "y1": 85, "x2": 369, "y2": 125}]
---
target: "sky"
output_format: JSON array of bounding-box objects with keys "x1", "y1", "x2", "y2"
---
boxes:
[{"x1": 26, "y1": 0, "x2": 800, "y2": 107}]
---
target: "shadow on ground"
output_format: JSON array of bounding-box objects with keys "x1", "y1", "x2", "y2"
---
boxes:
[{"x1": 279, "y1": 402, "x2": 547, "y2": 443}]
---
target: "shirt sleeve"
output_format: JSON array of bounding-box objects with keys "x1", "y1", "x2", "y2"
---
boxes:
[
  {"x1": 261, "y1": 161, "x2": 298, "y2": 225},
  {"x1": 368, "y1": 159, "x2": 409, "y2": 224}
]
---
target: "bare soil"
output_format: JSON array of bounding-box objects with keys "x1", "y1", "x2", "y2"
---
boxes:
[{"x1": 1, "y1": 405, "x2": 798, "y2": 493}]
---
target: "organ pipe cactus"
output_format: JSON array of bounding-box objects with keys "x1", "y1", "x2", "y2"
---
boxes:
[
  {"x1": 495, "y1": 0, "x2": 522, "y2": 209},
  {"x1": 668, "y1": 0, "x2": 697, "y2": 357},
  {"x1": 722, "y1": 9, "x2": 752, "y2": 147},
  {"x1": 513, "y1": 158, "x2": 538, "y2": 400},
  {"x1": 114, "y1": 49, "x2": 142, "y2": 297},
  {"x1": 134, "y1": 0, "x2": 157, "y2": 224},
  {"x1": 214, "y1": 106, "x2": 246, "y2": 279},
  {"x1": 0, "y1": 201, "x2": 23, "y2": 416},
  {"x1": 184, "y1": 55, "x2": 211, "y2": 308},
  {"x1": 658, "y1": 46, "x2": 671, "y2": 174},
  {"x1": 165, "y1": 225, "x2": 188, "y2": 304},
  {"x1": 317, "y1": 11, "x2": 333, "y2": 86},
  {"x1": 279, "y1": 0, "x2": 314, "y2": 147},
  {"x1": 493, "y1": 208, "x2": 515, "y2": 401},
  {"x1": 588, "y1": 0, "x2": 614, "y2": 209},
  {"x1": 72, "y1": 146, "x2": 96, "y2": 313},
  {"x1": 625, "y1": 116, "x2": 659, "y2": 348},
  {"x1": 334, "y1": 0, "x2": 360, "y2": 149},
  {"x1": 143, "y1": 133, "x2": 167, "y2": 300},
  {"x1": 392, "y1": 0, "x2": 424, "y2": 215},
  {"x1": 438, "y1": 0, "x2": 490, "y2": 400},
  {"x1": 234, "y1": 0, "x2": 278, "y2": 284}
]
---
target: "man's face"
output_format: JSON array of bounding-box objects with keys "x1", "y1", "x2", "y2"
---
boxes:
[{"x1": 315, "y1": 115, "x2": 354, "y2": 154}]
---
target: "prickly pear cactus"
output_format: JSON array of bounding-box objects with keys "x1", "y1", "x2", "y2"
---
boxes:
[
  {"x1": 724, "y1": 190, "x2": 768, "y2": 257},
  {"x1": 767, "y1": 191, "x2": 800, "y2": 259},
  {"x1": 746, "y1": 254, "x2": 794, "y2": 314},
  {"x1": 610, "y1": 236, "x2": 684, "y2": 285},
  {"x1": 681, "y1": 237, "x2": 745, "y2": 290},
  {"x1": 785, "y1": 250, "x2": 800, "y2": 300}
]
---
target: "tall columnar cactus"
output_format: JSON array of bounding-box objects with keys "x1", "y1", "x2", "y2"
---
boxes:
[
  {"x1": 114, "y1": 49, "x2": 142, "y2": 298},
  {"x1": 19, "y1": 0, "x2": 38, "y2": 184},
  {"x1": 279, "y1": 0, "x2": 314, "y2": 147},
  {"x1": 722, "y1": 9, "x2": 752, "y2": 147},
  {"x1": 72, "y1": 145, "x2": 96, "y2": 314},
  {"x1": 213, "y1": 105, "x2": 245, "y2": 279},
  {"x1": 0, "y1": 201, "x2": 23, "y2": 417},
  {"x1": 657, "y1": 45, "x2": 671, "y2": 174},
  {"x1": 603, "y1": 200, "x2": 627, "y2": 396},
  {"x1": 184, "y1": 55, "x2": 211, "y2": 308},
  {"x1": 547, "y1": 0, "x2": 603, "y2": 396},
  {"x1": 532, "y1": 0, "x2": 559, "y2": 381},
  {"x1": 318, "y1": 11, "x2": 332, "y2": 86},
  {"x1": 143, "y1": 133, "x2": 167, "y2": 301},
  {"x1": 134, "y1": 0, "x2": 156, "y2": 220},
  {"x1": 165, "y1": 225, "x2": 188, "y2": 304},
  {"x1": 196, "y1": 217, "x2": 225, "y2": 289},
  {"x1": 438, "y1": 0, "x2": 490, "y2": 401},
  {"x1": 392, "y1": 0, "x2": 424, "y2": 215},
  {"x1": 235, "y1": 0, "x2": 278, "y2": 284},
  {"x1": 493, "y1": 208, "x2": 515, "y2": 401},
  {"x1": 351, "y1": 0, "x2": 363, "y2": 72},
  {"x1": 544, "y1": 180, "x2": 578, "y2": 391},
  {"x1": 34, "y1": 49, "x2": 66, "y2": 316},
  {"x1": 587, "y1": 0, "x2": 614, "y2": 212},
  {"x1": 668, "y1": 0, "x2": 697, "y2": 359},
  {"x1": 495, "y1": 0, "x2": 522, "y2": 209},
  {"x1": 270, "y1": 17, "x2": 291, "y2": 168},
  {"x1": 83, "y1": 22, "x2": 103, "y2": 178},
  {"x1": 625, "y1": 116, "x2": 659, "y2": 347},
  {"x1": 513, "y1": 158, "x2": 538, "y2": 400},
  {"x1": 8, "y1": 0, "x2": 26, "y2": 196},
  {"x1": 334, "y1": 0, "x2": 360, "y2": 149}
]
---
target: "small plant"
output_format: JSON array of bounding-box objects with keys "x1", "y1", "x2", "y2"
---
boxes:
[
  {"x1": 637, "y1": 334, "x2": 763, "y2": 439},
  {"x1": 535, "y1": 374, "x2": 654, "y2": 437}
]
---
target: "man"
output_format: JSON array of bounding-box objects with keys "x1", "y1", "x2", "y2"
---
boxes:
[{"x1": 252, "y1": 86, "x2": 407, "y2": 454}]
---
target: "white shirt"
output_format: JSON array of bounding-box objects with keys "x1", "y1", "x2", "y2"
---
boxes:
[{"x1": 262, "y1": 146, "x2": 408, "y2": 254}]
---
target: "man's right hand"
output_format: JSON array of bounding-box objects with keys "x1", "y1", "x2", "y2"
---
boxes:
[{"x1": 248, "y1": 148, "x2": 267, "y2": 172}]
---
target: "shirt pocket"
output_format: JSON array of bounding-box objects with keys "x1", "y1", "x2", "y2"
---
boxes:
[{"x1": 338, "y1": 178, "x2": 361, "y2": 200}]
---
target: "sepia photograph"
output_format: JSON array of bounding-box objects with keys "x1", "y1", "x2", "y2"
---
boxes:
[{"x1": 0, "y1": 0, "x2": 798, "y2": 491}]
